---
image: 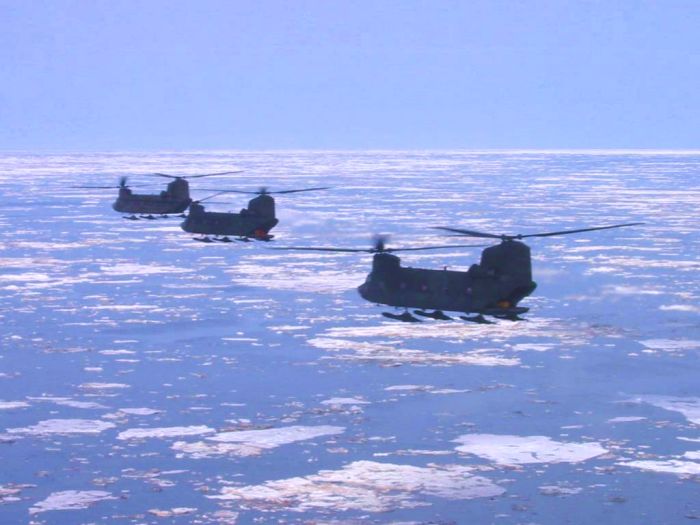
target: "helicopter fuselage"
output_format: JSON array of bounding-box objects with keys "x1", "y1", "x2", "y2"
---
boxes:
[
  {"x1": 112, "y1": 178, "x2": 191, "y2": 214},
  {"x1": 180, "y1": 194, "x2": 279, "y2": 238},
  {"x1": 358, "y1": 241, "x2": 537, "y2": 315}
]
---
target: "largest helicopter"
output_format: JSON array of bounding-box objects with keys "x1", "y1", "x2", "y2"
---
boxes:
[{"x1": 275, "y1": 222, "x2": 642, "y2": 322}]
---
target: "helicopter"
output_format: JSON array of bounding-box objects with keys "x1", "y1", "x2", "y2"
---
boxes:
[
  {"x1": 74, "y1": 171, "x2": 242, "y2": 218},
  {"x1": 273, "y1": 222, "x2": 643, "y2": 322},
  {"x1": 181, "y1": 187, "x2": 329, "y2": 242}
]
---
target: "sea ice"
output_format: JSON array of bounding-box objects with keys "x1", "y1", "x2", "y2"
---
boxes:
[
  {"x1": 453, "y1": 434, "x2": 608, "y2": 464},
  {"x1": 209, "y1": 460, "x2": 504, "y2": 511}
]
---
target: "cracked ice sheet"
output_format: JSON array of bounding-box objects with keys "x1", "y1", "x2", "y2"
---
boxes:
[
  {"x1": 619, "y1": 451, "x2": 700, "y2": 475},
  {"x1": 7, "y1": 419, "x2": 115, "y2": 436},
  {"x1": 629, "y1": 395, "x2": 700, "y2": 425},
  {"x1": 30, "y1": 490, "x2": 116, "y2": 514},
  {"x1": 309, "y1": 338, "x2": 520, "y2": 367},
  {"x1": 453, "y1": 434, "x2": 608, "y2": 464},
  {"x1": 173, "y1": 425, "x2": 345, "y2": 458},
  {"x1": 208, "y1": 460, "x2": 504, "y2": 512},
  {"x1": 117, "y1": 425, "x2": 215, "y2": 440}
]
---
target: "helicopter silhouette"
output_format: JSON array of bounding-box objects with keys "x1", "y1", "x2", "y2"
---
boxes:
[
  {"x1": 181, "y1": 187, "x2": 329, "y2": 242},
  {"x1": 274, "y1": 222, "x2": 643, "y2": 322},
  {"x1": 74, "y1": 171, "x2": 242, "y2": 218}
]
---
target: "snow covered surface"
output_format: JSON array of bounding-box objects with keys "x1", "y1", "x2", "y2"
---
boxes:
[
  {"x1": 453, "y1": 434, "x2": 608, "y2": 464},
  {"x1": 210, "y1": 460, "x2": 505, "y2": 511},
  {"x1": 0, "y1": 151, "x2": 698, "y2": 523}
]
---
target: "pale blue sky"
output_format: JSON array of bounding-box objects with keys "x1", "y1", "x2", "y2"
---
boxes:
[{"x1": 1, "y1": 0, "x2": 699, "y2": 150}]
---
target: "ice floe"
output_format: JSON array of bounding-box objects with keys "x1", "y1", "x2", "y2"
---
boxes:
[
  {"x1": 209, "y1": 460, "x2": 504, "y2": 511},
  {"x1": 630, "y1": 395, "x2": 700, "y2": 425},
  {"x1": 118, "y1": 407, "x2": 162, "y2": 416},
  {"x1": 30, "y1": 490, "x2": 116, "y2": 514},
  {"x1": 309, "y1": 338, "x2": 520, "y2": 367},
  {"x1": 619, "y1": 452, "x2": 700, "y2": 476},
  {"x1": 607, "y1": 416, "x2": 647, "y2": 423},
  {"x1": 0, "y1": 401, "x2": 30, "y2": 410},
  {"x1": 453, "y1": 434, "x2": 608, "y2": 464},
  {"x1": 79, "y1": 382, "x2": 130, "y2": 390},
  {"x1": 117, "y1": 425, "x2": 215, "y2": 440},
  {"x1": 7, "y1": 419, "x2": 115, "y2": 436},
  {"x1": 174, "y1": 425, "x2": 345, "y2": 458}
]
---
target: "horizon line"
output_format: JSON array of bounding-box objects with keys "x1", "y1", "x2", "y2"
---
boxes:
[{"x1": 1, "y1": 148, "x2": 700, "y2": 155}]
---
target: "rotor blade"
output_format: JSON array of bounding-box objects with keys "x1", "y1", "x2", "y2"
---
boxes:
[
  {"x1": 271, "y1": 246, "x2": 370, "y2": 253},
  {"x1": 198, "y1": 186, "x2": 331, "y2": 195},
  {"x1": 432, "y1": 227, "x2": 503, "y2": 239},
  {"x1": 184, "y1": 170, "x2": 244, "y2": 178},
  {"x1": 199, "y1": 189, "x2": 260, "y2": 194},
  {"x1": 388, "y1": 244, "x2": 486, "y2": 252},
  {"x1": 195, "y1": 191, "x2": 229, "y2": 203},
  {"x1": 70, "y1": 183, "x2": 154, "y2": 189},
  {"x1": 150, "y1": 170, "x2": 243, "y2": 179},
  {"x1": 267, "y1": 186, "x2": 331, "y2": 194},
  {"x1": 71, "y1": 185, "x2": 122, "y2": 189},
  {"x1": 518, "y1": 222, "x2": 645, "y2": 238}
]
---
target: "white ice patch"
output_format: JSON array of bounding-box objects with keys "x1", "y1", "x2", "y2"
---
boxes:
[
  {"x1": 321, "y1": 398, "x2": 370, "y2": 411},
  {"x1": 28, "y1": 396, "x2": 107, "y2": 409},
  {"x1": 453, "y1": 434, "x2": 607, "y2": 464},
  {"x1": 630, "y1": 395, "x2": 700, "y2": 425},
  {"x1": 174, "y1": 425, "x2": 344, "y2": 458},
  {"x1": 539, "y1": 484, "x2": 583, "y2": 496},
  {"x1": 0, "y1": 401, "x2": 30, "y2": 410},
  {"x1": 118, "y1": 425, "x2": 214, "y2": 440},
  {"x1": 659, "y1": 304, "x2": 700, "y2": 314},
  {"x1": 79, "y1": 382, "x2": 130, "y2": 390},
  {"x1": 209, "y1": 460, "x2": 504, "y2": 511},
  {"x1": 384, "y1": 385, "x2": 468, "y2": 395},
  {"x1": 30, "y1": 490, "x2": 116, "y2": 514},
  {"x1": 310, "y1": 338, "x2": 519, "y2": 367},
  {"x1": 619, "y1": 454, "x2": 700, "y2": 476},
  {"x1": 118, "y1": 408, "x2": 161, "y2": 416},
  {"x1": 639, "y1": 339, "x2": 700, "y2": 353},
  {"x1": 7, "y1": 419, "x2": 115, "y2": 436},
  {"x1": 607, "y1": 416, "x2": 647, "y2": 423},
  {"x1": 100, "y1": 263, "x2": 192, "y2": 276}
]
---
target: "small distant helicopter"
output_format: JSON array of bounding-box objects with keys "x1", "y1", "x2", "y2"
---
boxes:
[
  {"x1": 274, "y1": 222, "x2": 642, "y2": 322},
  {"x1": 74, "y1": 171, "x2": 242, "y2": 218},
  {"x1": 181, "y1": 187, "x2": 329, "y2": 242}
]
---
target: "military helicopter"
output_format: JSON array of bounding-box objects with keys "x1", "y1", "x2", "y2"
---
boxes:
[
  {"x1": 74, "y1": 171, "x2": 242, "y2": 219},
  {"x1": 181, "y1": 187, "x2": 329, "y2": 242},
  {"x1": 273, "y1": 222, "x2": 642, "y2": 322}
]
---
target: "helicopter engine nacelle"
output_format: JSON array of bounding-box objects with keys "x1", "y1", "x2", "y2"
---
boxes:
[
  {"x1": 167, "y1": 178, "x2": 190, "y2": 200},
  {"x1": 247, "y1": 194, "x2": 276, "y2": 219},
  {"x1": 480, "y1": 240, "x2": 533, "y2": 283}
]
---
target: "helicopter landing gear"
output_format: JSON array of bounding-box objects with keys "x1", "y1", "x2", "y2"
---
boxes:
[
  {"x1": 139, "y1": 214, "x2": 157, "y2": 220},
  {"x1": 235, "y1": 236, "x2": 253, "y2": 242},
  {"x1": 194, "y1": 236, "x2": 213, "y2": 243},
  {"x1": 460, "y1": 314, "x2": 494, "y2": 324},
  {"x1": 414, "y1": 310, "x2": 452, "y2": 320},
  {"x1": 493, "y1": 313, "x2": 527, "y2": 322},
  {"x1": 214, "y1": 236, "x2": 233, "y2": 243},
  {"x1": 123, "y1": 215, "x2": 139, "y2": 220},
  {"x1": 382, "y1": 310, "x2": 422, "y2": 322}
]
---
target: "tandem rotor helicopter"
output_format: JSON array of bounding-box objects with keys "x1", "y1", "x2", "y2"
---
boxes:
[
  {"x1": 74, "y1": 170, "x2": 243, "y2": 218},
  {"x1": 181, "y1": 186, "x2": 330, "y2": 242},
  {"x1": 275, "y1": 222, "x2": 643, "y2": 323}
]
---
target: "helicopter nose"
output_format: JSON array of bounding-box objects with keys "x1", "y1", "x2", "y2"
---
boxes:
[{"x1": 357, "y1": 283, "x2": 368, "y2": 299}]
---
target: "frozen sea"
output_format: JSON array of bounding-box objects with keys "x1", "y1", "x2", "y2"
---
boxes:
[{"x1": 0, "y1": 150, "x2": 698, "y2": 524}]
